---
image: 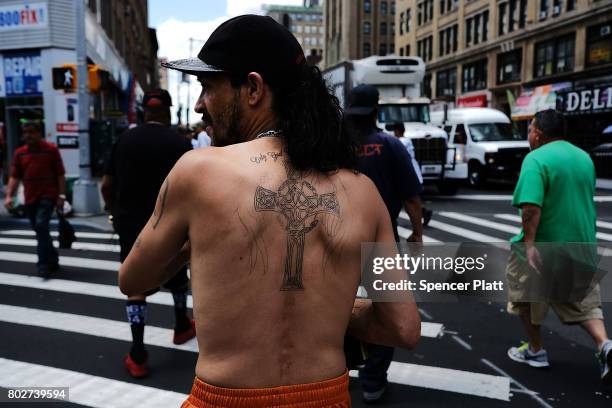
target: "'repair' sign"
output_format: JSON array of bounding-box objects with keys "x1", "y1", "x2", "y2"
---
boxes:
[
  {"x1": 0, "y1": 2, "x2": 47, "y2": 31},
  {"x1": 557, "y1": 84, "x2": 612, "y2": 115}
]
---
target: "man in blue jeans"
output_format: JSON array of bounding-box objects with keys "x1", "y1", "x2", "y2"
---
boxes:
[
  {"x1": 5, "y1": 120, "x2": 66, "y2": 278},
  {"x1": 346, "y1": 85, "x2": 424, "y2": 402}
]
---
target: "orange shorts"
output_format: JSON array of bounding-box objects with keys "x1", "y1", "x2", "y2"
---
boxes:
[{"x1": 181, "y1": 371, "x2": 351, "y2": 408}]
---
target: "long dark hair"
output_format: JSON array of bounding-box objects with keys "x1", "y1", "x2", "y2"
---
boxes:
[{"x1": 233, "y1": 65, "x2": 359, "y2": 173}]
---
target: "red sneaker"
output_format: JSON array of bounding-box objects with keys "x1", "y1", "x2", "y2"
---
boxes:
[
  {"x1": 124, "y1": 353, "x2": 148, "y2": 378},
  {"x1": 173, "y1": 320, "x2": 196, "y2": 345}
]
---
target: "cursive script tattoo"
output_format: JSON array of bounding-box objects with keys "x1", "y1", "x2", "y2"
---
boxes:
[
  {"x1": 254, "y1": 165, "x2": 340, "y2": 290},
  {"x1": 153, "y1": 179, "x2": 169, "y2": 229},
  {"x1": 250, "y1": 151, "x2": 283, "y2": 164}
]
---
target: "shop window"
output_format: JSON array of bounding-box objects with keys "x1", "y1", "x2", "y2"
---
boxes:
[
  {"x1": 497, "y1": 49, "x2": 522, "y2": 84},
  {"x1": 534, "y1": 34, "x2": 574, "y2": 77},
  {"x1": 586, "y1": 22, "x2": 612, "y2": 67},
  {"x1": 462, "y1": 59, "x2": 487, "y2": 92},
  {"x1": 436, "y1": 68, "x2": 456, "y2": 97}
]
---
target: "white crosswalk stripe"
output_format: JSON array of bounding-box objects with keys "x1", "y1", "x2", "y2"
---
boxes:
[
  {"x1": 0, "y1": 357, "x2": 187, "y2": 408},
  {"x1": 0, "y1": 236, "x2": 120, "y2": 252},
  {"x1": 493, "y1": 213, "x2": 612, "y2": 241},
  {"x1": 0, "y1": 229, "x2": 117, "y2": 240}
]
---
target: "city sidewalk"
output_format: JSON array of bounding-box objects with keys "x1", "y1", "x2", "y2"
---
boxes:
[{"x1": 0, "y1": 195, "x2": 113, "y2": 232}]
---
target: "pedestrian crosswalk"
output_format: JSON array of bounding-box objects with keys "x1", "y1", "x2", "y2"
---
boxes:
[{"x1": 3, "y1": 211, "x2": 606, "y2": 407}]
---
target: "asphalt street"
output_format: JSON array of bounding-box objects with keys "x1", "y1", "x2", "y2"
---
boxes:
[{"x1": 1, "y1": 183, "x2": 611, "y2": 407}]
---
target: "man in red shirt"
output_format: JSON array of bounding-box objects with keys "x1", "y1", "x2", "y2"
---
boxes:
[{"x1": 4, "y1": 120, "x2": 67, "y2": 278}]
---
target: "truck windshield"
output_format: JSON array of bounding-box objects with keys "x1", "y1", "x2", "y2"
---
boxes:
[
  {"x1": 377, "y1": 104, "x2": 430, "y2": 124},
  {"x1": 468, "y1": 123, "x2": 524, "y2": 142}
]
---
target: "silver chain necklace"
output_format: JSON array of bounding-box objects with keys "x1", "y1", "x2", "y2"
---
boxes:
[{"x1": 255, "y1": 129, "x2": 283, "y2": 139}]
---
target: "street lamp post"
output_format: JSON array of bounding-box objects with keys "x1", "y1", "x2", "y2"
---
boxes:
[{"x1": 72, "y1": 0, "x2": 101, "y2": 215}]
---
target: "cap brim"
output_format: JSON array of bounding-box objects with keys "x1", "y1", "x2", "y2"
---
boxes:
[
  {"x1": 345, "y1": 106, "x2": 375, "y2": 115},
  {"x1": 161, "y1": 58, "x2": 226, "y2": 75}
]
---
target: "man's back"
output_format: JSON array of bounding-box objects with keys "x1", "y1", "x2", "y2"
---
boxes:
[
  {"x1": 512, "y1": 140, "x2": 596, "y2": 243},
  {"x1": 182, "y1": 138, "x2": 386, "y2": 387},
  {"x1": 108, "y1": 123, "x2": 191, "y2": 223}
]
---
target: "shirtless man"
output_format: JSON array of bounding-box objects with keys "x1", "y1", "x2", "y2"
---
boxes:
[{"x1": 119, "y1": 15, "x2": 420, "y2": 407}]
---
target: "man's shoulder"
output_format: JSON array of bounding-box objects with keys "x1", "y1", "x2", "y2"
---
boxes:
[{"x1": 41, "y1": 140, "x2": 59, "y2": 151}]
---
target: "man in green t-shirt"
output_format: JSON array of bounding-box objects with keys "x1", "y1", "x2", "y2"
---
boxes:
[{"x1": 506, "y1": 109, "x2": 612, "y2": 386}]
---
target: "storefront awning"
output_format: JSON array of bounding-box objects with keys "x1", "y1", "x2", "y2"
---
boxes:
[{"x1": 511, "y1": 82, "x2": 572, "y2": 121}]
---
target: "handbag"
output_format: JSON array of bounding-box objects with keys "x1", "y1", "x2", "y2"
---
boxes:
[{"x1": 57, "y1": 210, "x2": 76, "y2": 249}]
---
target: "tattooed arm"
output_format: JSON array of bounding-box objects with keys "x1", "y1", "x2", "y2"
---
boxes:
[
  {"x1": 119, "y1": 158, "x2": 192, "y2": 296},
  {"x1": 521, "y1": 204, "x2": 541, "y2": 244}
]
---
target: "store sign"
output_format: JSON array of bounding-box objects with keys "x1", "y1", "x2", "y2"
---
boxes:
[
  {"x1": 3, "y1": 51, "x2": 42, "y2": 96},
  {"x1": 457, "y1": 94, "x2": 487, "y2": 108},
  {"x1": 557, "y1": 84, "x2": 612, "y2": 115},
  {"x1": 0, "y1": 2, "x2": 47, "y2": 31}
]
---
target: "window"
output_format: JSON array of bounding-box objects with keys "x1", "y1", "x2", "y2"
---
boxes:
[
  {"x1": 363, "y1": 21, "x2": 371, "y2": 35},
  {"x1": 417, "y1": 35, "x2": 433, "y2": 61},
  {"x1": 497, "y1": 49, "x2": 522, "y2": 84},
  {"x1": 540, "y1": 0, "x2": 549, "y2": 20},
  {"x1": 381, "y1": 22, "x2": 387, "y2": 36},
  {"x1": 462, "y1": 59, "x2": 487, "y2": 92},
  {"x1": 466, "y1": 18, "x2": 472, "y2": 47},
  {"x1": 439, "y1": 29, "x2": 445, "y2": 57},
  {"x1": 417, "y1": 0, "x2": 433, "y2": 25},
  {"x1": 567, "y1": 0, "x2": 576, "y2": 11},
  {"x1": 380, "y1": 43, "x2": 387, "y2": 55},
  {"x1": 391, "y1": 1, "x2": 395, "y2": 14},
  {"x1": 534, "y1": 34, "x2": 575, "y2": 77},
  {"x1": 391, "y1": 22, "x2": 395, "y2": 35},
  {"x1": 363, "y1": 42, "x2": 371, "y2": 57},
  {"x1": 400, "y1": 47, "x2": 404, "y2": 56},
  {"x1": 400, "y1": 12, "x2": 404, "y2": 35},
  {"x1": 406, "y1": 9, "x2": 411, "y2": 32},
  {"x1": 452, "y1": 24, "x2": 458, "y2": 51},
  {"x1": 586, "y1": 22, "x2": 612, "y2": 66},
  {"x1": 467, "y1": 10, "x2": 489, "y2": 47},
  {"x1": 439, "y1": 24, "x2": 458, "y2": 57},
  {"x1": 417, "y1": 2, "x2": 423, "y2": 25},
  {"x1": 509, "y1": 0, "x2": 516, "y2": 32},
  {"x1": 552, "y1": 0, "x2": 561, "y2": 16},
  {"x1": 364, "y1": 0, "x2": 371, "y2": 13},
  {"x1": 519, "y1": 0, "x2": 527, "y2": 28},
  {"x1": 498, "y1": 2, "x2": 506, "y2": 36},
  {"x1": 482, "y1": 10, "x2": 489, "y2": 42},
  {"x1": 424, "y1": 74, "x2": 432, "y2": 98},
  {"x1": 436, "y1": 68, "x2": 456, "y2": 97},
  {"x1": 381, "y1": 1, "x2": 388, "y2": 15},
  {"x1": 405, "y1": 44, "x2": 410, "y2": 56},
  {"x1": 428, "y1": 0, "x2": 433, "y2": 22}
]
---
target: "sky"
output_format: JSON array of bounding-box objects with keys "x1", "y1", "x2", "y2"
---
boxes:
[{"x1": 149, "y1": 0, "x2": 304, "y2": 125}]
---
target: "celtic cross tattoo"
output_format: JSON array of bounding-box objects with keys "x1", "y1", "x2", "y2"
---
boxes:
[{"x1": 254, "y1": 166, "x2": 340, "y2": 290}]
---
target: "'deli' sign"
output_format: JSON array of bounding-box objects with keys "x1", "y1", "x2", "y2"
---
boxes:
[{"x1": 557, "y1": 84, "x2": 612, "y2": 115}]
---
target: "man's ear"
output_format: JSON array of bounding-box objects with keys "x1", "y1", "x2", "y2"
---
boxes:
[{"x1": 245, "y1": 72, "x2": 266, "y2": 107}]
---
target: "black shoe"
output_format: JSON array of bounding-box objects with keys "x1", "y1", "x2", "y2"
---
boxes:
[
  {"x1": 362, "y1": 385, "x2": 387, "y2": 404},
  {"x1": 423, "y1": 208, "x2": 433, "y2": 227},
  {"x1": 37, "y1": 267, "x2": 52, "y2": 280}
]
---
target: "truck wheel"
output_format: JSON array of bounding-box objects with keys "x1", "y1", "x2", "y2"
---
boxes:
[
  {"x1": 437, "y1": 181, "x2": 459, "y2": 195},
  {"x1": 468, "y1": 162, "x2": 486, "y2": 187}
]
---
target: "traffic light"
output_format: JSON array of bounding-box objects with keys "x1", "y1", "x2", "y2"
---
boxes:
[{"x1": 52, "y1": 64, "x2": 110, "y2": 93}]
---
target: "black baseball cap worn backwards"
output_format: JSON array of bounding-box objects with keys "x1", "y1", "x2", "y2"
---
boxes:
[
  {"x1": 162, "y1": 14, "x2": 306, "y2": 84},
  {"x1": 346, "y1": 85, "x2": 380, "y2": 116}
]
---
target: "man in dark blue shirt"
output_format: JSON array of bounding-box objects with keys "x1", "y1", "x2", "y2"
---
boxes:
[{"x1": 346, "y1": 84, "x2": 424, "y2": 402}]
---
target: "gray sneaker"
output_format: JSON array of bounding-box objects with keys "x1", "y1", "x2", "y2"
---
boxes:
[
  {"x1": 599, "y1": 340, "x2": 612, "y2": 386},
  {"x1": 508, "y1": 342, "x2": 550, "y2": 368}
]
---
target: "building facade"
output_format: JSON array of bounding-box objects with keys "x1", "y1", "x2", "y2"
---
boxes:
[
  {"x1": 324, "y1": 0, "x2": 397, "y2": 68},
  {"x1": 395, "y1": 0, "x2": 612, "y2": 147},
  {"x1": 265, "y1": 2, "x2": 325, "y2": 66},
  {"x1": 0, "y1": 0, "x2": 158, "y2": 179}
]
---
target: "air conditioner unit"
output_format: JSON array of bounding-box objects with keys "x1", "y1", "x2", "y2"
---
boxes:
[
  {"x1": 539, "y1": 11, "x2": 547, "y2": 21},
  {"x1": 552, "y1": 5, "x2": 560, "y2": 15}
]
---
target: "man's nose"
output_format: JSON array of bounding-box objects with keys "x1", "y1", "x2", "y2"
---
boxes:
[{"x1": 194, "y1": 96, "x2": 204, "y2": 113}]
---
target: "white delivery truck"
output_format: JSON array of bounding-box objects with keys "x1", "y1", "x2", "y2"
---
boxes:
[
  {"x1": 430, "y1": 107, "x2": 530, "y2": 187},
  {"x1": 323, "y1": 56, "x2": 467, "y2": 195}
]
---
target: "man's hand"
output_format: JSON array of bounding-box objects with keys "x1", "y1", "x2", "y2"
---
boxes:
[
  {"x1": 56, "y1": 196, "x2": 65, "y2": 213},
  {"x1": 4, "y1": 196, "x2": 13, "y2": 210},
  {"x1": 526, "y1": 243, "x2": 543, "y2": 274}
]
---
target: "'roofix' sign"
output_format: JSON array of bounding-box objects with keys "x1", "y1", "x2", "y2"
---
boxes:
[
  {"x1": 0, "y1": 2, "x2": 47, "y2": 31},
  {"x1": 557, "y1": 84, "x2": 612, "y2": 115}
]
